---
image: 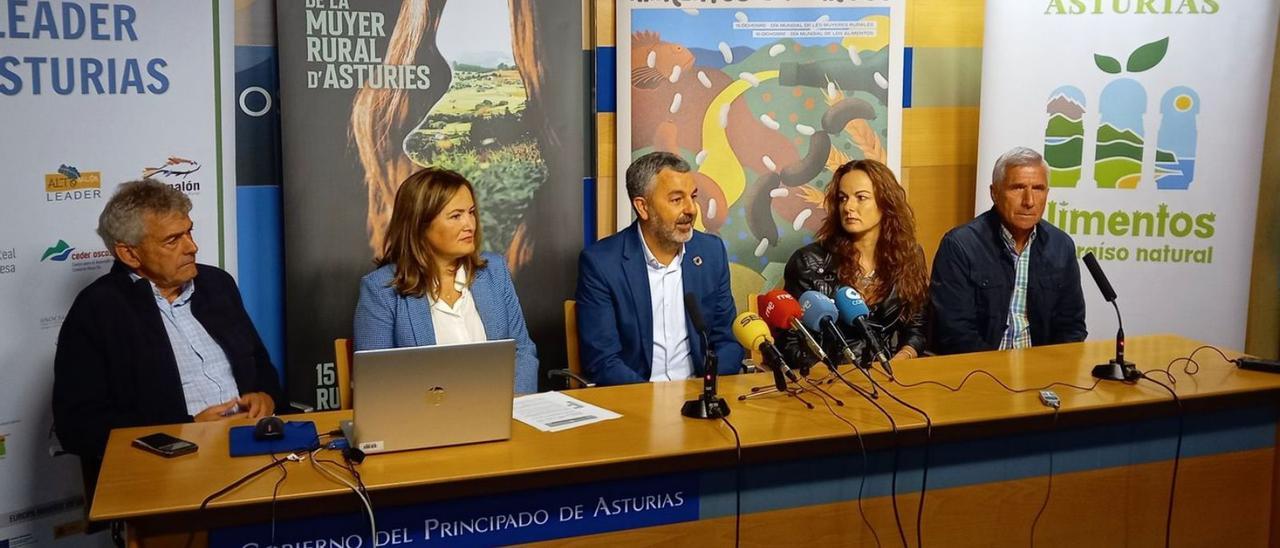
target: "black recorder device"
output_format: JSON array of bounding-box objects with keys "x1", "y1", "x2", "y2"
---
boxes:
[{"x1": 1236, "y1": 357, "x2": 1280, "y2": 375}]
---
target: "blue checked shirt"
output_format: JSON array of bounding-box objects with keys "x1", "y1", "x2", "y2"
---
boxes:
[
  {"x1": 132, "y1": 274, "x2": 242, "y2": 416},
  {"x1": 999, "y1": 226, "x2": 1037, "y2": 350}
]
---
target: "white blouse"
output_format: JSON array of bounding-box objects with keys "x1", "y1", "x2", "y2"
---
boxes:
[{"x1": 429, "y1": 266, "x2": 488, "y2": 345}]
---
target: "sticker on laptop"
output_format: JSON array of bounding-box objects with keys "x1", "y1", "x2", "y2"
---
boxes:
[{"x1": 359, "y1": 441, "x2": 384, "y2": 451}]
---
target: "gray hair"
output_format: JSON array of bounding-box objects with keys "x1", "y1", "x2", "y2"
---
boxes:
[
  {"x1": 98, "y1": 179, "x2": 192, "y2": 253},
  {"x1": 992, "y1": 146, "x2": 1049, "y2": 187},
  {"x1": 625, "y1": 151, "x2": 691, "y2": 203}
]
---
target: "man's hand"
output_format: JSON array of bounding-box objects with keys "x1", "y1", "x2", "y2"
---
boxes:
[
  {"x1": 194, "y1": 399, "x2": 241, "y2": 422},
  {"x1": 238, "y1": 392, "x2": 276, "y2": 419}
]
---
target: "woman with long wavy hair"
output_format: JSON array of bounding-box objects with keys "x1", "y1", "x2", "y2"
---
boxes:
[
  {"x1": 352, "y1": 168, "x2": 539, "y2": 394},
  {"x1": 780, "y1": 159, "x2": 928, "y2": 369}
]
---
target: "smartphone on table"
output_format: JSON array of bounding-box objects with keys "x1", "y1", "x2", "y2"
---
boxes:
[{"x1": 132, "y1": 432, "x2": 198, "y2": 457}]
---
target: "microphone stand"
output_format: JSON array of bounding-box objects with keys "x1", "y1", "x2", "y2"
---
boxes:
[
  {"x1": 1091, "y1": 300, "x2": 1139, "y2": 381},
  {"x1": 817, "y1": 321, "x2": 879, "y2": 398},
  {"x1": 738, "y1": 350, "x2": 816, "y2": 410},
  {"x1": 682, "y1": 331, "x2": 730, "y2": 419}
]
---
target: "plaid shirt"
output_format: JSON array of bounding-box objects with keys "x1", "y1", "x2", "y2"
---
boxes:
[
  {"x1": 132, "y1": 274, "x2": 242, "y2": 416},
  {"x1": 999, "y1": 226, "x2": 1037, "y2": 350}
]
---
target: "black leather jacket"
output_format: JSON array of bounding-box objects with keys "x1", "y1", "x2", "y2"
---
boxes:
[{"x1": 779, "y1": 243, "x2": 927, "y2": 369}]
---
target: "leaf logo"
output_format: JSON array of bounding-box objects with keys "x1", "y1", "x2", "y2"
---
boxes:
[
  {"x1": 1095, "y1": 37, "x2": 1169, "y2": 74},
  {"x1": 41, "y1": 240, "x2": 74, "y2": 262}
]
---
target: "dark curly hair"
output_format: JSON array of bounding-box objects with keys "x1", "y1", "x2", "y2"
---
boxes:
[{"x1": 816, "y1": 159, "x2": 928, "y2": 316}]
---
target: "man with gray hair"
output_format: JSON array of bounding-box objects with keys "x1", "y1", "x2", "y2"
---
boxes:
[
  {"x1": 575, "y1": 151, "x2": 743, "y2": 385},
  {"x1": 929, "y1": 146, "x2": 1087, "y2": 355},
  {"x1": 53, "y1": 179, "x2": 283, "y2": 498}
]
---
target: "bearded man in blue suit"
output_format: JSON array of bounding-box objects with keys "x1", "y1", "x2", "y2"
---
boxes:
[{"x1": 575, "y1": 152, "x2": 744, "y2": 386}]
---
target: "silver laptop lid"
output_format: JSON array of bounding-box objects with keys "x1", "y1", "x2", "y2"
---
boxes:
[{"x1": 347, "y1": 339, "x2": 516, "y2": 453}]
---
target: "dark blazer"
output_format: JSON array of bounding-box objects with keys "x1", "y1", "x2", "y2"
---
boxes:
[
  {"x1": 575, "y1": 222, "x2": 744, "y2": 386},
  {"x1": 929, "y1": 209, "x2": 1087, "y2": 355},
  {"x1": 53, "y1": 261, "x2": 284, "y2": 490},
  {"x1": 781, "y1": 242, "x2": 927, "y2": 368}
]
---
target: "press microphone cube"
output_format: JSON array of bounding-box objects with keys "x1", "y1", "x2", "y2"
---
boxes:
[
  {"x1": 798, "y1": 291, "x2": 839, "y2": 331},
  {"x1": 834, "y1": 286, "x2": 871, "y2": 324},
  {"x1": 759, "y1": 289, "x2": 803, "y2": 330}
]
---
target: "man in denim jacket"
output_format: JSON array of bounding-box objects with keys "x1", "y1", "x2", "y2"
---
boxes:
[{"x1": 929, "y1": 147, "x2": 1087, "y2": 355}]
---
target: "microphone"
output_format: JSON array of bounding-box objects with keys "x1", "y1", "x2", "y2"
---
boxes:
[
  {"x1": 1082, "y1": 253, "x2": 1137, "y2": 381},
  {"x1": 758, "y1": 289, "x2": 830, "y2": 372},
  {"x1": 799, "y1": 291, "x2": 879, "y2": 397},
  {"x1": 1083, "y1": 252, "x2": 1117, "y2": 302},
  {"x1": 681, "y1": 293, "x2": 729, "y2": 419},
  {"x1": 833, "y1": 286, "x2": 894, "y2": 379},
  {"x1": 798, "y1": 291, "x2": 858, "y2": 367},
  {"x1": 732, "y1": 312, "x2": 795, "y2": 391}
]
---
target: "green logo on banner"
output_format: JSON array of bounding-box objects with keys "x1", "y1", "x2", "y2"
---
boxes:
[
  {"x1": 1043, "y1": 37, "x2": 1200, "y2": 191},
  {"x1": 41, "y1": 240, "x2": 74, "y2": 262}
]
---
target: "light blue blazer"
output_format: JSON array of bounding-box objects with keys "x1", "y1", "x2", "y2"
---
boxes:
[{"x1": 353, "y1": 253, "x2": 538, "y2": 394}]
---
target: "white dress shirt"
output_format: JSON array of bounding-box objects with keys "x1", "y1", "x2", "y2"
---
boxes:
[
  {"x1": 429, "y1": 266, "x2": 488, "y2": 345},
  {"x1": 639, "y1": 234, "x2": 692, "y2": 382}
]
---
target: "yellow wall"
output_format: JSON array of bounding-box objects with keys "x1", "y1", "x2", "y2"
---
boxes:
[
  {"x1": 902, "y1": 1, "x2": 982, "y2": 269},
  {"x1": 1247, "y1": 32, "x2": 1280, "y2": 358}
]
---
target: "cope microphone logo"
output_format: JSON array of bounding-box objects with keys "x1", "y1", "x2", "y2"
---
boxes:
[{"x1": 840, "y1": 287, "x2": 865, "y2": 307}]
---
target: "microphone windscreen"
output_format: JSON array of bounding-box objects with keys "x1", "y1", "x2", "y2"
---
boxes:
[
  {"x1": 798, "y1": 291, "x2": 838, "y2": 331},
  {"x1": 834, "y1": 286, "x2": 871, "y2": 324},
  {"x1": 732, "y1": 312, "x2": 774, "y2": 349},
  {"x1": 683, "y1": 293, "x2": 707, "y2": 332},
  {"x1": 759, "y1": 289, "x2": 803, "y2": 330},
  {"x1": 1082, "y1": 252, "x2": 1118, "y2": 302}
]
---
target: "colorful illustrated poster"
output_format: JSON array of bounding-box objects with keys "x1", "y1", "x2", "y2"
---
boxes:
[
  {"x1": 978, "y1": 1, "x2": 1279, "y2": 348},
  {"x1": 616, "y1": 1, "x2": 905, "y2": 301}
]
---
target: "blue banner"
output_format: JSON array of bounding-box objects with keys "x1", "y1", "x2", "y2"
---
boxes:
[{"x1": 210, "y1": 473, "x2": 698, "y2": 547}]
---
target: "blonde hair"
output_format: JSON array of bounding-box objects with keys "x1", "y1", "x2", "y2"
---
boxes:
[{"x1": 378, "y1": 168, "x2": 487, "y2": 298}]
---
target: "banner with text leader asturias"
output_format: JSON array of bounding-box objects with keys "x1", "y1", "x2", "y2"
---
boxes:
[
  {"x1": 0, "y1": 1, "x2": 235, "y2": 544},
  {"x1": 976, "y1": 0, "x2": 1278, "y2": 349}
]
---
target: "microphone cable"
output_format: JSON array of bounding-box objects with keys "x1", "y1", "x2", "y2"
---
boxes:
[
  {"x1": 889, "y1": 368, "x2": 1102, "y2": 395},
  {"x1": 843, "y1": 375, "x2": 908, "y2": 548},
  {"x1": 1146, "y1": 344, "x2": 1228, "y2": 384},
  {"x1": 311, "y1": 446, "x2": 377, "y2": 543},
  {"x1": 268, "y1": 451, "x2": 291, "y2": 547},
  {"x1": 816, "y1": 389, "x2": 881, "y2": 548},
  {"x1": 187, "y1": 451, "x2": 300, "y2": 548},
  {"x1": 718, "y1": 415, "x2": 743, "y2": 548},
  {"x1": 873, "y1": 379, "x2": 932, "y2": 548},
  {"x1": 1029, "y1": 406, "x2": 1059, "y2": 547},
  {"x1": 1137, "y1": 373, "x2": 1183, "y2": 548}
]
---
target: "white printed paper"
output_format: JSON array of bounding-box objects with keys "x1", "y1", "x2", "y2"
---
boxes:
[{"x1": 513, "y1": 392, "x2": 622, "y2": 433}]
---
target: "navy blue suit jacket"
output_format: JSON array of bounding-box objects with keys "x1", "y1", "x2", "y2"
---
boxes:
[{"x1": 575, "y1": 222, "x2": 743, "y2": 385}]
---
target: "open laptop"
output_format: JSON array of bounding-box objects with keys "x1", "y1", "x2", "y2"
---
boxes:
[{"x1": 340, "y1": 339, "x2": 516, "y2": 454}]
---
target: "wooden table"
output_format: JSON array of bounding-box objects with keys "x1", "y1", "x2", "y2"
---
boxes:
[{"x1": 91, "y1": 335, "x2": 1280, "y2": 547}]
